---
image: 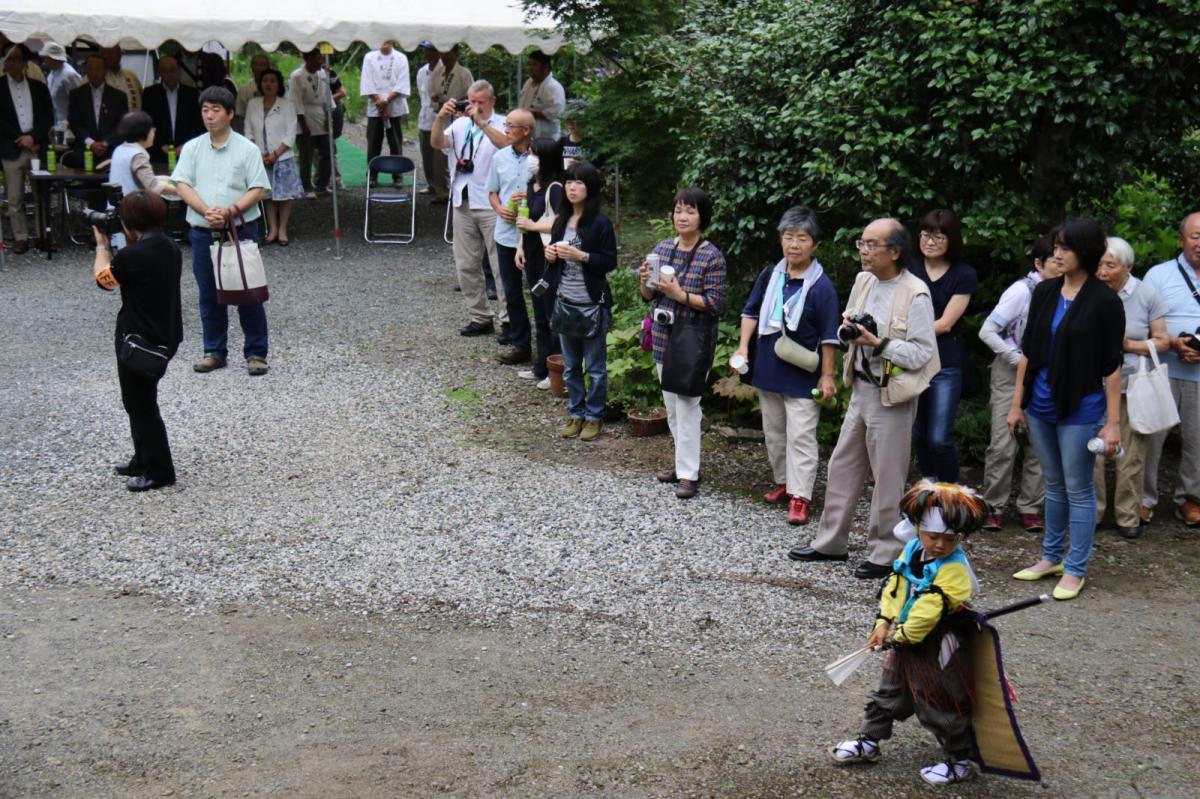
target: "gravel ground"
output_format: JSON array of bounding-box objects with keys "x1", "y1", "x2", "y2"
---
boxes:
[{"x1": 1, "y1": 190, "x2": 1198, "y2": 797}]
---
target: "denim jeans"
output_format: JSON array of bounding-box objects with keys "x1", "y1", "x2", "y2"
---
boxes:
[
  {"x1": 495, "y1": 244, "x2": 531, "y2": 352},
  {"x1": 559, "y1": 308, "x2": 610, "y2": 422},
  {"x1": 189, "y1": 222, "x2": 268, "y2": 360},
  {"x1": 1025, "y1": 413, "x2": 1103, "y2": 578},
  {"x1": 913, "y1": 366, "x2": 962, "y2": 482}
]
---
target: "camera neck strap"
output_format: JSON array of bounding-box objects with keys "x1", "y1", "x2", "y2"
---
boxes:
[
  {"x1": 457, "y1": 121, "x2": 483, "y2": 162},
  {"x1": 1176, "y1": 256, "x2": 1200, "y2": 311}
]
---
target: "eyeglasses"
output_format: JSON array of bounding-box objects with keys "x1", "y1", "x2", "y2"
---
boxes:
[
  {"x1": 503, "y1": 123, "x2": 530, "y2": 130},
  {"x1": 919, "y1": 231, "x2": 948, "y2": 243},
  {"x1": 781, "y1": 233, "x2": 812, "y2": 245},
  {"x1": 855, "y1": 239, "x2": 885, "y2": 252}
]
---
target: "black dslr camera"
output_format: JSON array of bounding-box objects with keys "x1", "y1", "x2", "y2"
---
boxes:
[
  {"x1": 72, "y1": 182, "x2": 124, "y2": 239},
  {"x1": 838, "y1": 312, "x2": 878, "y2": 344}
]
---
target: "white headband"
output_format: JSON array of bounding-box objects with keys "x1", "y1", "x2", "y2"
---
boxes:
[{"x1": 892, "y1": 506, "x2": 950, "y2": 543}]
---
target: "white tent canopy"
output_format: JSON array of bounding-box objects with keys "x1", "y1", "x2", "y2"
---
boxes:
[{"x1": 0, "y1": 0, "x2": 566, "y2": 54}]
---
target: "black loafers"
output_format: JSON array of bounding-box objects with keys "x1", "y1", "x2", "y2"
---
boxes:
[
  {"x1": 113, "y1": 462, "x2": 142, "y2": 477},
  {"x1": 788, "y1": 545, "x2": 848, "y2": 562},
  {"x1": 126, "y1": 475, "x2": 176, "y2": 492},
  {"x1": 854, "y1": 560, "x2": 893, "y2": 580},
  {"x1": 459, "y1": 321, "x2": 495, "y2": 337}
]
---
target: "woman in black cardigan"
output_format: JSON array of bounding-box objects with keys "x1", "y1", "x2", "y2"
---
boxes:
[
  {"x1": 1006, "y1": 218, "x2": 1124, "y2": 600},
  {"x1": 544, "y1": 162, "x2": 617, "y2": 441}
]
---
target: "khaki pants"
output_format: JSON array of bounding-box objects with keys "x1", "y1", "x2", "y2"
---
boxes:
[
  {"x1": 1094, "y1": 396, "x2": 1146, "y2": 528},
  {"x1": 759, "y1": 390, "x2": 821, "y2": 500},
  {"x1": 2, "y1": 150, "x2": 33, "y2": 241},
  {"x1": 451, "y1": 203, "x2": 506, "y2": 326},
  {"x1": 810, "y1": 379, "x2": 916, "y2": 565},
  {"x1": 1143, "y1": 377, "x2": 1200, "y2": 507},
  {"x1": 981, "y1": 358, "x2": 1044, "y2": 513}
]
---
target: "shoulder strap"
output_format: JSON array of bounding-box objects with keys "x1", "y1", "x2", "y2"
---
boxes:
[{"x1": 1176, "y1": 257, "x2": 1200, "y2": 310}]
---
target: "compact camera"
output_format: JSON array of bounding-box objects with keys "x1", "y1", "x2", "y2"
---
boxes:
[
  {"x1": 530, "y1": 278, "x2": 551, "y2": 297},
  {"x1": 71, "y1": 182, "x2": 124, "y2": 239},
  {"x1": 454, "y1": 98, "x2": 469, "y2": 114},
  {"x1": 652, "y1": 307, "x2": 675, "y2": 326},
  {"x1": 838, "y1": 312, "x2": 878, "y2": 344},
  {"x1": 455, "y1": 158, "x2": 474, "y2": 174}
]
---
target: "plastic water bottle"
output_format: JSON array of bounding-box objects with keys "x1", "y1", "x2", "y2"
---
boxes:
[
  {"x1": 83, "y1": 149, "x2": 94, "y2": 172},
  {"x1": 1088, "y1": 437, "x2": 1125, "y2": 459},
  {"x1": 811, "y1": 388, "x2": 837, "y2": 409},
  {"x1": 46, "y1": 149, "x2": 56, "y2": 172},
  {"x1": 167, "y1": 145, "x2": 177, "y2": 171}
]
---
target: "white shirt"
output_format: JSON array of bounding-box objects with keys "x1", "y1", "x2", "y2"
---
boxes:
[
  {"x1": 6, "y1": 75, "x2": 34, "y2": 133},
  {"x1": 164, "y1": 84, "x2": 179, "y2": 133},
  {"x1": 45, "y1": 62, "x2": 80, "y2": 127},
  {"x1": 360, "y1": 49, "x2": 410, "y2": 119},
  {"x1": 440, "y1": 112, "x2": 506, "y2": 210},
  {"x1": 288, "y1": 66, "x2": 330, "y2": 135},
  {"x1": 244, "y1": 96, "x2": 298, "y2": 161},
  {"x1": 518, "y1": 73, "x2": 566, "y2": 140},
  {"x1": 91, "y1": 83, "x2": 104, "y2": 124},
  {"x1": 415, "y1": 64, "x2": 435, "y2": 131},
  {"x1": 980, "y1": 271, "x2": 1042, "y2": 365},
  {"x1": 235, "y1": 78, "x2": 259, "y2": 118}
]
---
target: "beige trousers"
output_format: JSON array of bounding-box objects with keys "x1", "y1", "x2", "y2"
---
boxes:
[
  {"x1": 981, "y1": 358, "x2": 1044, "y2": 513},
  {"x1": 451, "y1": 203, "x2": 507, "y2": 326},
  {"x1": 2, "y1": 150, "x2": 33, "y2": 241},
  {"x1": 810, "y1": 379, "x2": 917, "y2": 565},
  {"x1": 759, "y1": 390, "x2": 821, "y2": 500},
  {"x1": 1094, "y1": 397, "x2": 1146, "y2": 528},
  {"x1": 1143, "y1": 377, "x2": 1200, "y2": 507}
]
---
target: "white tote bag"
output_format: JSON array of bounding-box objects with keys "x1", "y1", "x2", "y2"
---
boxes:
[
  {"x1": 1127, "y1": 341, "x2": 1179, "y2": 434},
  {"x1": 211, "y1": 220, "x2": 269, "y2": 306}
]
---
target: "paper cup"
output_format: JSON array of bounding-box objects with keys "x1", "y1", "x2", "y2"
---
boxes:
[
  {"x1": 30, "y1": 158, "x2": 40, "y2": 171},
  {"x1": 729, "y1": 353, "x2": 749, "y2": 375}
]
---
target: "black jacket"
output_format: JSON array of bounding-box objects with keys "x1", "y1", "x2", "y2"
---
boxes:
[
  {"x1": 1020, "y1": 274, "x2": 1124, "y2": 419},
  {"x1": 0, "y1": 77, "x2": 53, "y2": 161},
  {"x1": 547, "y1": 211, "x2": 618, "y2": 307},
  {"x1": 67, "y1": 82, "x2": 128, "y2": 152},
  {"x1": 141, "y1": 83, "x2": 204, "y2": 159}
]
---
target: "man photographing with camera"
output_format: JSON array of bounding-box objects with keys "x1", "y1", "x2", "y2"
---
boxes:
[
  {"x1": 789, "y1": 218, "x2": 938, "y2": 578},
  {"x1": 431, "y1": 80, "x2": 509, "y2": 338}
]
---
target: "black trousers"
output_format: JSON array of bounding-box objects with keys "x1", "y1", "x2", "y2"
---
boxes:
[
  {"x1": 296, "y1": 133, "x2": 333, "y2": 192},
  {"x1": 524, "y1": 247, "x2": 559, "y2": 377},
  {"x1": 366, "y1": 116, "x2": 403, "y2": 179},
  {"x1": 495, "y1": 244, "x2": 531, "y2": 352},
  {"x1": 118, "y1": 360, "x2": 175, "y2": 482}
]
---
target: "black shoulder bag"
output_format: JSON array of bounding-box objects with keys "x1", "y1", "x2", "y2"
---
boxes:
[
  {"x1": 119, "y1": 333, "x2": 170, "y2": 380},
  {"x1": 660, "y1": 243, "x2": 719, "y2": 397}
]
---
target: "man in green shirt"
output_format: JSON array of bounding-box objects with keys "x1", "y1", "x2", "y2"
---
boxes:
[{"x1": 172, "y1": 86, "x2": 271, "y2": 376}]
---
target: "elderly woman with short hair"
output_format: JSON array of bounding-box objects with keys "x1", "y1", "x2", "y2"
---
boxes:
[
  {"x1": 1093, "y1": 236, "x2": 1170, "y2": 538},
  {"x1": 734, "y1": 206, "x2": 841, "y2": 525}
]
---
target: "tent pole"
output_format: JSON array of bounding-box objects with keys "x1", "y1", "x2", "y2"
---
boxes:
[
  {"x1": 614, "y1": 163, "x2": 621, "y2": 245},
  {"x1": 325, "y1": 50, "x2": 343, "y2": 260},
  {"x1": 516, "y1": 53, "x2": 522, "y2": 109}
]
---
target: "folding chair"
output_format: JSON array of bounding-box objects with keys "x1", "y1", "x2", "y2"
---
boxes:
[{"x1": 363, "y1": 155, "x2": 416, "y2": 244}]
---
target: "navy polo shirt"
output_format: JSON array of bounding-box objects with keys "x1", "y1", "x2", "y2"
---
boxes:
[{"x1": 740, "y1": 267, "x2": 841, "y2": 398}]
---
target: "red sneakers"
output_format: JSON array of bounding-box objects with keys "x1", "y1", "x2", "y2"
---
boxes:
[
  {"x1": 788, "y1": 496, "x2": 811, "y2": 526},
  {"x1": 982, "y1": 513, "x2": 1003, "y2": 532},
  {"x1": 1019, "y1": 513, "x2": 1045, "y2": 532},
  {"x1": 763, "y1": 484, "x2": 788, "y2": 504}
]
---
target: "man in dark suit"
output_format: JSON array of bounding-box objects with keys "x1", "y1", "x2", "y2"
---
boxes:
[
  {"x1": 141, "y1": 55, "x2": 203, "y2": 163},
  {"x1": 65, "y1": 53, "x2": 127, "y2": 168},
  {"x1": 0, "y1": 45, "x2": 53, "y2": 253}
]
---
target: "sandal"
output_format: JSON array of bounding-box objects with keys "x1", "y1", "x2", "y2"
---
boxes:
[
  {"x1": 919, "y1": 759, "x2": 974, "y2": 785},
  {"x1": 830, "y1": 736, "x2": 880, "y2": 765}
]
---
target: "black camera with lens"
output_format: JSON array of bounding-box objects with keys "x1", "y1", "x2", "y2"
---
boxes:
[
  {"x1": 454, "y1": 97, "x2": 469, "y2": 114},
  {"x1": 837, "y1": 312, "x2": 878, "y2": 344},
  {"x1": 455, "y1": 158, "x2": 474, "y2": 174},
  {"x1": 72, "y1": 182, "x2": 124, "y2": 239}
]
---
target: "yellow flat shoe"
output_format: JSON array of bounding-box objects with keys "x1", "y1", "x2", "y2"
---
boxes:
[
  {"x1": 1052, "y1": 577, "x2": 1086, "y2": 601},
  {"x1": 1012, "y1": 563, "x2": 1065, "y2": 581}
]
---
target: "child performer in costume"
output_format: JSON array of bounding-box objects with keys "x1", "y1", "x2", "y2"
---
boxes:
[{"x1": 831, "y1": 480, "x2": 988, "y2": 786}]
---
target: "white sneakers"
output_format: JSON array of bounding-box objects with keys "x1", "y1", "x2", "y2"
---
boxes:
[
  {"x1": 536, "y1": 377, "x2": 550, "y2": 390},
  {"x1": 920, "y1": 759, "x2": 975, "y2": 785},
  {"x1": 830, "y1": 737, "x2": 880, "y2": 764},
  {"x1": 831, "y1": 739, "x2": 974, "y2": 786}
]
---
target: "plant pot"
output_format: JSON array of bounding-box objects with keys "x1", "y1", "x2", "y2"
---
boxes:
[
  {"x1": 546, "y1": 354, "x2": 567, "y2": 398},
  {"x1": 627, "y1": 406, "x2": 668, "y2": 437}
]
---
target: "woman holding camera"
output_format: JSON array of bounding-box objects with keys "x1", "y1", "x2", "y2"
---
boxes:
[
  {"x1": 638, "y1": 188, "x2": 728, "y2": 499},
  {"x1": 1006, "y1": 218, "x2": 1124, "y2": 600},
  {"x1": 515, "y1": 136, "x2": 566, "y2": 389},
  {"x1": 544, "y1": 162, "x2": 617, "y2": 441},
  {"x1": 92, "y1": 190, "x2": 183, "y2": 491},
  {"x1": 909, "y1": 209, "x2": 978, "y2": 483},
  {"x1": 735, "y1": 206, "x2": 840, "y2": 524}
]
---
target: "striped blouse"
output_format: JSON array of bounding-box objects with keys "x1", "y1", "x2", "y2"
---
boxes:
[{"x1": 647, "y1": 238, "x2": 728, "y2": 363}]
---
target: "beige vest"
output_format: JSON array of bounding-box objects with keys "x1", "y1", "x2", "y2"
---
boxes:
[{"x1": 841, "y1": 269, "x2": 940, "y2": 407}]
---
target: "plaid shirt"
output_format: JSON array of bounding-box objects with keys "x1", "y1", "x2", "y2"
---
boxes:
[{"x1": 648, "y1": 239, "x2": 728, "y2": 363}]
